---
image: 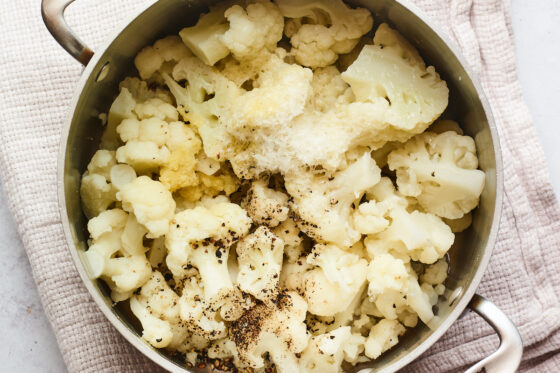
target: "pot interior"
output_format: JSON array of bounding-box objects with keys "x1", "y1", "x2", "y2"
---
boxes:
[{"x1": 60, "y1": 0, "x2": 501, "y2": 371}]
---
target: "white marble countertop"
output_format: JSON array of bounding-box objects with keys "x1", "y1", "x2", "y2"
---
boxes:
[{"x1": 1, "y1": 1, "x2": 559, "y2": 371}]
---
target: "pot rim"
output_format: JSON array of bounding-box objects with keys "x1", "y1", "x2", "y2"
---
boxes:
[{"x1": 57, "y1": 0, "x2": 503, "y2": 371}]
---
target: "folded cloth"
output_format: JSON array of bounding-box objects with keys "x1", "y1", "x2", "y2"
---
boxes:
[{"x1": 0, "y1": 0, "x2": 559, "y2": 372}]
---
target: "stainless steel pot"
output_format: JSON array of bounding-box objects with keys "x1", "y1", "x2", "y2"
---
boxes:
[{"x1": 43, "y1": 0, "x2": 524, "y2": 371}]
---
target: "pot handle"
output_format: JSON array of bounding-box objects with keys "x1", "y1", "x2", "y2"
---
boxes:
[
  {"x1": 41, "y1": 0, "x2": 94, "y2": 66},
  {"x1": 465, "y1": 294, "x2": 523, "y2": 373}
]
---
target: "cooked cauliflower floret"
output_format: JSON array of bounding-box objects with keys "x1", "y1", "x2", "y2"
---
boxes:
[
  {"x1": 304, "y1": 244, "x2": 368, "y2": 316},
  {"x1": 421, "y1": 259, "x2": 449, "y2": 285},
  {"x1": 443, "y1": 212, "x2": 473, "y2": 232},
  {"x1": 364, "y1": 319, "x2": 405, "y2": 359},
  {"x1": 159, "y1": 123, "x2": 203, "y2": 191},
  {"x1": 117, "y1": 176, "x2": 176, "y2": 238},
  {"x1": 230, "y1": 291, "x2": 309, "y2": 372},
  {"x1": 219, "y1": 1, "x2": 284, "y2": 60},
  {"x1": 134, "y1": 98, "x2": 179, "y2": 122},
  {"x1": 242, "y1": 179, "x2": 289, "y2": 227},
  {"x1": 273, "y1": 218, "x2": 304, "y2": 263},
  {"x1": 300, "y1": 326, "x2": 364, "y2": 372},
  {"x1": 341, "y1": 24, "x2": 449, "y2": 140},
  {"x1": 134, "y1": 35, "x2": 192, "y2": 80},
  {"x1": 178, "y1": 166, "x2": 240, "y2": 203},
  {"x1": 276, "y1": 0, "x2": 373, "y2": 68},
  {"x1": 387, "y1": 131, "x2": 486, "y2": 219},
  {"x1": 226, "y1": 52, "x2": 313, "y2": 131},
  {"x1": 236, "y1": 226, "x2": 284, "y2": 302},
  {"x1": 84, "y1": 209, "x2": 151, "y2": 301},
  {"x1": 367, "y1": 254, "x2": 437, "y2": 324},
  {"x1": 165, "y1": 196, "x2": 252, "y2": 303},
  {"x1": 308, "y1": 66, "x2": 354, "y2": 112},
  {"x1": 179, "y1": 3, "x2": 231, "y2": 66},
  {"x1": 360, "y1": 177, "x2": 454, "y2": 264},
  {"x1": 178, "y1": 275, "x2": 228, "y2": 341},
  {"x1": 80, "y1": 150, "x2": 117, "y2": 219},
  {"x1": 285, "y1": 152, "x2": 381, "y2": 247},
  {"x1": 130, "y1": 271, "x2": 189, "y2": 349}
]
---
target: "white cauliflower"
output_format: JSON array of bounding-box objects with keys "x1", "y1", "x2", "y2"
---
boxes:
[
  {"x1": 134, "y1": 35, "x2": 193, "y2": 80},
  {"x1": 130, "y1": 271, "x2": 189, "y2": 349},
  {"x1": 364, "y1": 319, "x2": 405, "y2": 359},
  {"x1": 276, "y1": 0, "x2": 373, "y2": 68},
  {"x1": 225, "y1": 52, "x2": 313, "y2": 131},
  {"x1": 102, "y1": 88, "x2": 137, "y2": 150},
  {"x1": 308, "y1": 66, "x2": 354, "y2": 112},
  {"x1": 360, "y1": 177, "x2": 454, "y2": 264},
  {"x1": 84, "y1": 209, "x2": 151, "y2": 301},
  {"x1": 242, "y1": 179, "x2": 289, "y2": 227},
  {"x1": 304, "y1": 244, "x2": 368, "y2": 316},
  {"x1": 341, "y1": 24, "x2": 449, "y2": 140},
  {"x1": 165, "y1": 196, "x2": 252, "y2": 304},
  {"x1": 443, "y1": 212, "x2": 473, "y2": 233},
  {"x1": 273, "y1": 218, "x2": 304, "y2": 263},
  {"x1": 299, "y1": 326, "x2": 364, "y2": 372},
  {"x1": 178, "y1": 275, "x2": 228, "y2": 341},
  {"x1": 366, "y1": 254, "x2": 438, "y2": 325},
  {"x1": 179, "y1": 3, "x2": 231, "y2": 66},
  {"x1": 230, "y1": 291, "x2": 309, "y2": 372},
  {"x1": 219, "y1": 1, "x2": 284, "y2": 60},
  {"x1": 420, "y1": 259, "x2": 449, "y2": 286},
  {"x1": 285, "y1": 152, "x2": 381, "y2": 247},
  {"x1": 133, "y1": 98, "x2": 179, "y2": 122},
  {"x1": 117, "y1": 176, "x2": 176, "y2": 238},
  {"x1": 387, "y1": 131, "x2": 486, "y2": 219},
  {"x1": 80, "y1": 150, "x2": 117, "y2": 218},
  {"x1": 180, "y1": 1, "x2": 283, "y2": 65},
  {"x1": 236, "y1": 226, "x2": 284, "y2": 302}
]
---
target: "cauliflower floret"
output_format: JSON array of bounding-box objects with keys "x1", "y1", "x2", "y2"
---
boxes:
[
  {"x1": 367, "y1": 254, "x2": 436, "y2": 324},
  {"x1": 179, "y1": 3, "x2": 231, "y2": 66},
  {"x1": 364, "y1": 319, "x2": 405, "y2": 359},
  {"x1": 300, "y1": 326, "x2": 364, "y2": 372},
  {"x1": 102, "y1": 88, "x2": 137, "y2": 150},
  {"x1": 242, "y1": 179, "x2": 289, "y2": 227},
  {"x1": 276, "y1": 0, "x2": 373, "y2": 68},
  {"x1": 159, "y1": 122, "x2": 203, "y2": 191},
  {"x1": 273, "y1": 218, "x2": 304, "y2": 263},
  {"x1": 308, "y1": 66, "x2": 354, "y2": 112},
  {"x1": 130, "y1": 271, "x2": 189, "y2": 349},
  {"x1": 226, "y1": 52, "x2": 313, "y2": 131},
  {"x1": 341, "y1": 24, "x2": 449, "y2": 140},
  {"x1": 387, "y1": 131, "x2": 486, "y2": 219},
  {"x1": 236, "y1": 226, "x2": 284, "y2": 302},
  {"x1": 219, "y1": 1, "x2": 284, "y2": 60},
  {"x1": 165, "y1": 196, "x2": 252, "y2": 304},
  {"x1": 304, "y1": 244, "x2": 368, "y2": 316},
  {"x1": 360, "y1": 177, "x2": 454, "y2": 264},
  {"x1": 178, "y1": 166, "x2": 240, "y2": 203},
  {"x1": 84, "y1": 209, "x2": 151, "y2": 302},
  {"x1": 178, "y1": 275, "x2": 228, "y2": 341},
  {"x1": 134, "y1": 98, "x2": 179, "y2": 122},
  {"x1": 285, "y1": 153, "x2": 381, "y2": 247},
  {"x1": 230, "y1": 291, "x2": 309, "y2": 372},
  {"x1": 117, "y1": 176, "x2": 176, "y2": 238},
  {"x1": 81, "y1": 150, "x2": 117, "y2": 218},
  {"x1": 119, "y1": 76, "x2": 174, "y2": 103},
  {"x1": 81, "y1": 150, "x2": 139, "y2": 219},
  {"x1": 134, "y1": 35, "x2": 193, "y2": 80},
  {"x1": 420, "y1": 259, "x2": 449, "y2": 285},
  {"x1": 163, "y1": 57, "x2": 240, "y2": 160}
]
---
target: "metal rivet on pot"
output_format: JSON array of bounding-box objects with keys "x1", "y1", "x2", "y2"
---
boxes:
[
  {"x1": 95, "y1": 62, "x2": 111, "y2": 82},
  {"x1": 448, "y1": 286, "x2": 463, "y2": 307}
]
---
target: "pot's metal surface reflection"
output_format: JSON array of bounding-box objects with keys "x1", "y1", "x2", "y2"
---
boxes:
[{"x1": 50, "y1": 0, "x2": 508, "y2": 371}]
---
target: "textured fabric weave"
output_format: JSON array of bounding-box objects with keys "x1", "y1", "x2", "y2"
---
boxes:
[{"x1": 0, "y1": 0, "x2": 559, "y2": 372}]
